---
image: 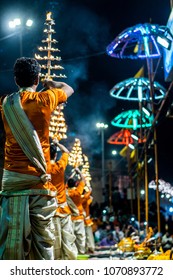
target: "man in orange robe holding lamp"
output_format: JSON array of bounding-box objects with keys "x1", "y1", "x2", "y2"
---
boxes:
[
  {"x1": 0, "y1": 57, "x2": 74, "y2": 260},
  {"x1": 50, "y1": 139, "x2": 78, "y2": 260},
  {"x1": 66, "y1": 168, "x2": 86, "y2": 255}
]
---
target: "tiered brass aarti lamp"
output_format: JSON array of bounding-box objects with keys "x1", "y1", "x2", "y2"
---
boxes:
[
  {"x1": 82, "y1": 154, "x2": 92, "y2": 188},
  {"x1": 35, "y1": 11, "x2": 67, "y2": 141},
  {"x1": 68, "y1": 138, "x2": 84, "y2": 169}
]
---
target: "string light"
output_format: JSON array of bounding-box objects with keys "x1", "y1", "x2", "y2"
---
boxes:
[{"x1": 149, "y1": 179, "x2": 173, "y2": 198}]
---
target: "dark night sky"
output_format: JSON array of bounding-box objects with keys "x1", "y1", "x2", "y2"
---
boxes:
[{"x1": 0, "y1": 0, "x2": 173, "y2": 183}]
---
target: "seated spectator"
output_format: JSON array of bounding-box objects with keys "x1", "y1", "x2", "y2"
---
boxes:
[
  {"x1": 94, "y1": 224, "x2": 106, "y2": 244},
  {"x1": 139, "y1": 222, "x2": 147, "y2": 242},
  {"x1": 99, "y1": 232, "x2": 116, "y2": 247},
  {"x1": 153, "y1": 225, "x2": 162, "y2": 240},
  {"x1": 124, "y1": 224, "x2": 138, "y2": 238},
  {"x1": 161, "y1": 231, "x2": 173, "y2": 252},
  {"x1": 112, "y1": 225, "x2": 124, "y2": 242},
  {"x1": 94, "y1": 222, "x2": 111, "y2": 244}
]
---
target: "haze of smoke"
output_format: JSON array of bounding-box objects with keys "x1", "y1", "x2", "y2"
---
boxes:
[{"x1": 64, "y1": 80, "x2": 117, "y2": 159}]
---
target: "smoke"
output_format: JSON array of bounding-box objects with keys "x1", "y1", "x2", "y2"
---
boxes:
[
  {"x1": 64, "y1": 62, "x2": 88, "y2": 91},
  {"x1": 63, "y1": 80, "x2": 117, "y2": 160},
  {"x1": 51, "y1": 1, "x2": 117, "y2": 162}
]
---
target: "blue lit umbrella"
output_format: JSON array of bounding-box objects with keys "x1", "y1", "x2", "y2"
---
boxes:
[
  {"x1": 106, "y1": 23, "x2": 171, "y2": 108},
  {"x1": 110, "y1": 77, "x2": 166, "y2": 102},
  {"x1": 106, "y1": 23, "x2": 172, "y2": 59}
]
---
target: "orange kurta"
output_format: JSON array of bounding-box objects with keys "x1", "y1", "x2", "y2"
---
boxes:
[
  {"x1": 82, "y1": 190, "x2": 93, "y2": 226},
  {"x1": 0, "y1": 88, "x2": 67, "y2": 192},
  {"x1": 50, "y1": 153, "x2": 72, "y2": 216},
  {"x1": 67, "y1": 181, "x2": 85, "y2": 221}
]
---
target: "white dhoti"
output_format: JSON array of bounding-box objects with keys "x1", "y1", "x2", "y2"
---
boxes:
[
  {"x1": 53, "y1": 215, "x2": 78, "y2": 260},
  {"x1": 72, "y1": 220, "x2": 86, "y2": 254},
  {"x1": 85, "y1": 225, "x2": 95, "y2": 253}
]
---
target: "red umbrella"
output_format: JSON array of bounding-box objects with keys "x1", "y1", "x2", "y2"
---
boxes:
[{"x1": 107, "y1": 128, "x2": 146, "y2": 146}]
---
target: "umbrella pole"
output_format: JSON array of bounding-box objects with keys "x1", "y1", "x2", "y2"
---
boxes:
[
  {"x1": 144, "y1": 137, "x2": 149, "y2": 233},
  {"x1": 108, "y1": 161, "x2": 113, "y2": 212},
  {"x1": 127, "y1": 147, "x2": 134, "y2": 214},
  {"x1": 139, "y1": 100, "x2": 143, "y2": 140},
  {"x1": 153, "y1": 127, "x2": 161, "y2": 236},
  {"x1": 146, "y1": 57, "x2": 161, "y2": 237},
  {"x1": 136, "y1": 152, "x2": 141, "y2": 225},
  {"x1": 137, "y1": 100, "x2": 143, "y2": 225}
]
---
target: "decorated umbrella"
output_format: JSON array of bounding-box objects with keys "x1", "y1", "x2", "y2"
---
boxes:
[
  {"x1": 110, "y1": 76, "x2": 166, "y2": 140},
  {"x1": 106, "y1": 23, "x2": 171, "y2": 115},
  {"x1": 107, "y1": 23, "x2": 172, "y2": 236},
  {"x1": 106, "y1": 23, "x2": 172, "y2": 59},
  {"x1": 107, "y1": 128, "x2": 146, "y2": 145},
  {"x1": 110, "y1": 77, "x2": 166, "y2": 101},
  {"x1": 111, "y1": 109, "x2": 153, "y2": 130},
  {"x1": 107, "y1": 129, "x2": 133, "y2": 145}
]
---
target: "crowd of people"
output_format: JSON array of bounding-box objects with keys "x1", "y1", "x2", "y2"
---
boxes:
[
  {"x1": 0, "y1": 56, "x2": 95, "y2": 260},
  {"x1": 92, "y1": 213, "x2": 173, "y2": 253}
]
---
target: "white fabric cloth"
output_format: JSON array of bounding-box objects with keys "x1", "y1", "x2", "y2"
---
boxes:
[
  {"x1": 72, "y1": 220, "x2": 86, "y2": 254},
  {"x1": 53, "y1": 215, "x2": 78, "y2": 260},
  {"x1": 2, "y1": 91, "x2": 50, "y2": 176}
]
